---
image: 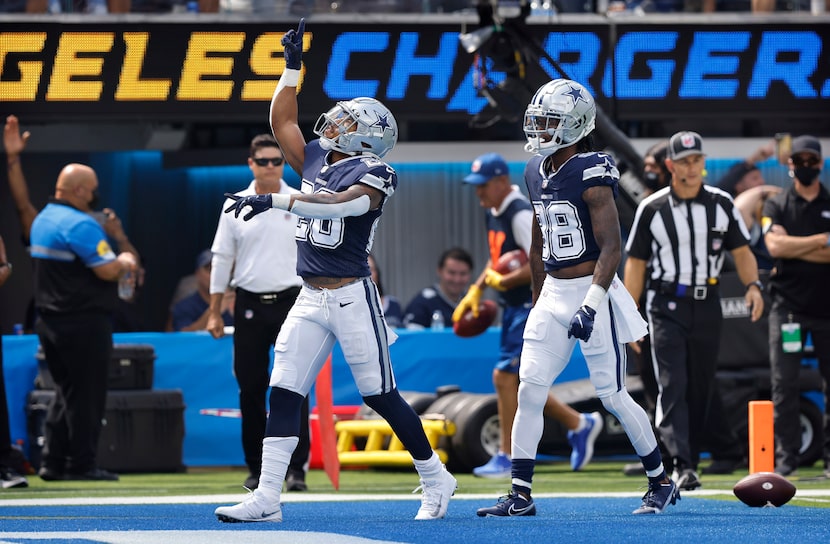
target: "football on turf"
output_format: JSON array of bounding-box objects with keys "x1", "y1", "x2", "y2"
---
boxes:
[
  {"x1": 493, "y1": 249, "x2": 528, "y2": 274},
  {"x1": 453, "y1": 300, "x2": 498, "y2": 338},
  {"x1": 733, "y1": 472, "x2": 796, "y2": 507}
]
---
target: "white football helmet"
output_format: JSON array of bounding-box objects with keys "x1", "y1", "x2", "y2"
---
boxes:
[
  {"x1": 313, "y1": 97, "x2": 398, "y2": 158},
  {"x1": 523, "y1": 79, "x2": 596, "y2": 156}
]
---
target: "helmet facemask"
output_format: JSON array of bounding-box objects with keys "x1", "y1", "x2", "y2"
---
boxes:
[
  {"x1": 313, "y1": 98, "x2": 398, "y2": 158},
  {"x1": 523, "y1": 79, "x2": 596, "y2": 156}
]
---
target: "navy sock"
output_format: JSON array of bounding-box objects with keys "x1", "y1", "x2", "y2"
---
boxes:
[{"x1": 511, "y1": 458, "x2": 535, "y2": 497}]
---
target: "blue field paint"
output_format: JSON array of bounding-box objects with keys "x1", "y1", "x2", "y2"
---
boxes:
[{"x1": 0, "y1": 498, "x2": 828, "y2": 544}]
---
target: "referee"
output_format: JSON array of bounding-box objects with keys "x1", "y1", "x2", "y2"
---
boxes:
[
  {"x1": 624, "y1": 131, "x2": 764, "y2": 491},
  {"x1": 207, "y1": 135, "x2": 307, "y2": 491}
]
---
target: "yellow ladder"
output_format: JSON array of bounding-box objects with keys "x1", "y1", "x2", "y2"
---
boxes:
[{"x1": 334, "y1": 417, "x2": 455, "y2": 467}]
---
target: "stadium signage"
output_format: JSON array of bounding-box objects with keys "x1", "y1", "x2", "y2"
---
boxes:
[{"x1": 0, "y1": 21, "x2": 826, "y2": 122}]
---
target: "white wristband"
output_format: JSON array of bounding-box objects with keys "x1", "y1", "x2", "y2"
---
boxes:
[
  {"x1": 582, "y1": 284, "x2": 607, "y2": 310},
  {"x1": 270, "y1": 69, "x2": 301, "y2": 123},
  {"x1": 275, "y1": 68, "x2": 300, "y2": 96},
  {"x1": 271, "y1": 193, "x2": 291, "y2": 211}
]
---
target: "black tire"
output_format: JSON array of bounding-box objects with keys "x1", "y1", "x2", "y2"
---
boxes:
[{"x1": 798, "y1": 397, "x2": 823, "y2": 467}]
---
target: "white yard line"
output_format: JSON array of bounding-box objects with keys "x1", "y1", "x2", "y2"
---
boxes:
[{"x1": 2, "y1": 489, "x2": 830, "y2": 507}]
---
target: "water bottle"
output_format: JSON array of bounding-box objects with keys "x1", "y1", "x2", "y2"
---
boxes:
[
  {"x1": 430, "y1": 310, "x2": 445, "y2": 330},
  {"x1": 118, "y1": 271, "x2": 135, "y2": 301},
  {"x1": 13, "y1": 323, "x2": 23, "y2": 335},
  {"x1": 186, "y1": 1, "x2": 199, "y2": 12}
]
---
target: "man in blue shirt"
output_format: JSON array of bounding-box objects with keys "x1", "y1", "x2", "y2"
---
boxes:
[{"x1": 31, "y1": 163, "x2": 137, "y2": 482}]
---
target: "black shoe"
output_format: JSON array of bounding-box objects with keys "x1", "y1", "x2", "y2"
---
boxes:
[
  {"x1": 63, "y1": 468, "x2": 119, "y2": 481},
  {"x1": 1, "y1": 466, "x2": 28, "y2": 489},
  {"x1": 285, "y1": 471, "x2": 307, "y2": 492},
  {"x1": 701, "y1": 459, "x2": 738, "y2": 475},
  {"x1": 38, "y1": 466, "x2": 64, "y2": 482},
  {"x1": 672, "y1": 468, "x2": 701, "y2": 490},
  {"x1": 243, "y1": 473, "x2": 259, "y2": 490},
  {"x1": 775, "y1": 465, "x2": 798, "y2": 477}
]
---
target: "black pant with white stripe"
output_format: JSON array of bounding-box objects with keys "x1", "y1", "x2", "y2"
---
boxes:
[{"x1": 648, "y1": 292, "x2": 735, "y2": 471}]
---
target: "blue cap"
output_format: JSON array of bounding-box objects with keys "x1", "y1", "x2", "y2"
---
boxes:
[
  {"x1": 464, "y1": 153, "x2": 509, "y2": 185},
  {"x1": 196, "y1": 249, "x2": 212, "y2": 269}
]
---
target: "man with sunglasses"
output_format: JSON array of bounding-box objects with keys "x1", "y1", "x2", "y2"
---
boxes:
[
  {"x1": 206, "y1": 134, "x2": 308, "y2": 492},
  {"x1": 762, "y1": 135, "x2": 830, "y2": 478}
]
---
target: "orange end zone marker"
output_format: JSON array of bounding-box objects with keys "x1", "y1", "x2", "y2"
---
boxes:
[
  {"x1": 748, "y1": 400, "x2": 775, "y2": 474},
  {"x1": 316, "y1": 354, "x2": 340, "y2": 490}
]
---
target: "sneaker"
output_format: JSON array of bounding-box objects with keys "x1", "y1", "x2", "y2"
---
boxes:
[
  {"x1": 632, "y1": 480, "x2": 680, "y2": 515},
  {"x1": 1, "y1": 466, "x2": 28, "y2": 489},
  {"x1": 243, "y1": 474, "x2": 259, "y2": 490},
  {"x1": 472, "y1": 453, "x2": 511, "y2": 479},
  {"x1": 63, "y1": 468, "x2": 119, "y2": 481},
  {"x1": 775, "y1": 465, "x2": 798, "y2": 478},
  {"x1": 38, "y1": 466, "x2": 64, "y2": 482},
  {"x1": 215, "y1": 491, "x2": 283, "y2": 523},
  {"x1": 671, "y1": 468, "x2": 701, "y2": 491},
  {"x1": 413, "y1": 466, "x2": 456, "y2": 520},
  {"x1": 567, "y1": 411, "x2": 603, "y2": 471},
  {"x1": 476, "y1": 491, "x2": 536, "y2": 517},
  {"x1": 285, "y1": 471, "x2": 307, "y2": 492}
]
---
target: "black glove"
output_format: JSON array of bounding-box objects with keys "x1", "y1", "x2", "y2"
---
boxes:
[
  {"x1": 223, "y1": 193, "x2": 272, "y2": 221},
  {"x1": 567, "y1": 305, "x2": 597, "y2": 342},
  {"x1": 281, "y1": 18, "x2": 305, "y2": 70}
]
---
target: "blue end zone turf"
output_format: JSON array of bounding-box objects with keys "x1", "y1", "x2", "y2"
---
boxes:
[{"x1": 0, "y1": 498, "x2": 827, "y2": 543}]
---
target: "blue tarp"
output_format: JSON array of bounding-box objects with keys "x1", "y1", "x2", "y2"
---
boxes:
[{"x1": 2, "y1": 330, "x2": 589, "y2": 467}]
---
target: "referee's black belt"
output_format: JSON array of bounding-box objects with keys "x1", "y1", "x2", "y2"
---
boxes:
[
  {"x1": 654, "y1": 281, "x2": 718, "y2": 300},
  {"x1": 236, "y1": 285, "x2": 301, "y2": 304}
]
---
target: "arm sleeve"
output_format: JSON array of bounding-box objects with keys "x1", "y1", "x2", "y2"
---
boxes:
[
  {"x1": 72, "y1": 220, "x2": 116, "y2": 267},
  {"x1": 290, "y1": 194, "x2": 371, "y2": 219}
]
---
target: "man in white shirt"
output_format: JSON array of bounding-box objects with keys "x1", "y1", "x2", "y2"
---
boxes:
[{"x1": 206, "y1": 134, "x2": 307, "y2": 491}]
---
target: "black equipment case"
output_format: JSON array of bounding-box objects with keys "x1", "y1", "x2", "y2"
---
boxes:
[{"x1": 26, "y1": 389, "x2": 185, "y2": 473}]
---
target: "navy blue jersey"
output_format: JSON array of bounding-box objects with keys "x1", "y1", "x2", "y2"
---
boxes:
[
  {"x1": 296, "y1": 141, "x2": 397, "y2": 278},
  {"x1": 524, "y1": 152, "x2": 619, "y2": 272},
  {"x1": 486, "y1": 196, "x2": 532, "y2": 308},
  {"x1": 403, "y1": 285, "x2": 455, "y2": 329}
]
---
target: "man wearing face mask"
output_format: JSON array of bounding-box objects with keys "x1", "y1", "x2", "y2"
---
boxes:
[
  {"x1": 762, "y1": 135, "x2": 830, "y2": 478},
  {"x1": 30, "y1": 163, "x2": 138, "y2": 482}
]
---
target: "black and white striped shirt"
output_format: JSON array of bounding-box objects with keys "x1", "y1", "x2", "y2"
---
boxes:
[{"x1": 626, "y1": 184, "x2": 750, "y2": 287}]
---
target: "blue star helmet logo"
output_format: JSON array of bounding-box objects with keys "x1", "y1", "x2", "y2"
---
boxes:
[
  {"x1": 564, "y1": 84, "x2": 588, "y2": 106},
  {"x1": 373, "y1": 113, "x2": 391, "y2": 131}
]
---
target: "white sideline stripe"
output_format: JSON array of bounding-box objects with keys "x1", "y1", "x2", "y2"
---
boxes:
[
  {"x1": 2, "y1": 489, "x2": 829, "y2": 507},
  {"x1": 0, "y1": 531, "x2": 401, "y2": 544}
]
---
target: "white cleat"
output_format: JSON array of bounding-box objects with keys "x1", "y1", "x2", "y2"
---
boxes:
[
  {"x1": 413, "y1": 466, "x2": 457, "y2": 520},
  {"x1": 215, "y1": 491, "x2": 283, "y2": 523}
]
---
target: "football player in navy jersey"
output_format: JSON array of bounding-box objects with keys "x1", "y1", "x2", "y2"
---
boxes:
[
  {"x1": 477, "y1": 79, "x2": 678, "y2": 518},
  {"x1": 214, "y1": 19, "x2": 456, "y2": 523}
]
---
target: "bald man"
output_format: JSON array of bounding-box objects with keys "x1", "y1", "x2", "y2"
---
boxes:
[{"x1": 30, "y1": 163, "x2": 137, "y2": 482}]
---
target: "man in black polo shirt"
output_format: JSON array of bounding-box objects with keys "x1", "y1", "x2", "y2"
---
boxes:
[
  {"x1": 762, "y1": 135, "x2": 830, "y2": 478},
  {"x1": 624, "y1": 131, "x2": 764, "y2": 490}
]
